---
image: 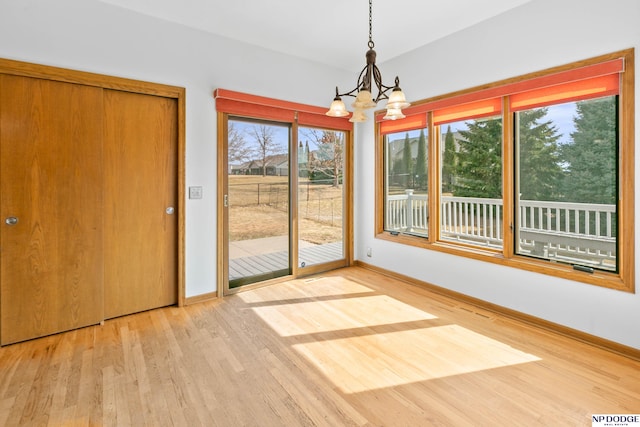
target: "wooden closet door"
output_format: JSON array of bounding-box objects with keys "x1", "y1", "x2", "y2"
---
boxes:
[
  {"x1": 103, "y1": 89, "x2": 178, "y2": 319},
  {"x1": 0, "y1": 75, "x2": 104, "y2": 345}
]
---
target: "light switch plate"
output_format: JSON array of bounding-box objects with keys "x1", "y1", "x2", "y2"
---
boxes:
[{"x1": 189, "y1": 186, "x2": 203, "y2": 199}]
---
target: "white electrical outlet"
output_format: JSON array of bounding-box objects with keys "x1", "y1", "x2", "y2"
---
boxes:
[{"x1": 367, "y1": 247, "x2": 372, "y2": 257}]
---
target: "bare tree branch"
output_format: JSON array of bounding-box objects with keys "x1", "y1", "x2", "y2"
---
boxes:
[
  {"x1": 228, "y1": 122, "x2": 252, "y2": 165},
  {"x1": 247, "y1": 124, "x2": 284, "y2": 176},
  {"x1": 301, "y1": 129, "x2": 344, "y2": 187}
]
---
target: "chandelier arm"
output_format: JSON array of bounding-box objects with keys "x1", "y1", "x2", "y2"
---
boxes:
[
  {"x1": 337, "y1": 87, "x2": 360, "y2": 98},
  {"x1": 336, "y1": 65, "x2": 370, "y2": 98},
  {"x1": 373, "y1": 87, "x2": 393, "y2": 103},
  {"x1": 360, "y1": 63, "x2": 372, "y2": 93},
  {"x1": 372, "y1": 64, "x2": 383, "y2": 91},
  {"x1": 371, "y1": 65, "x2": 392, "y2": 102},
  {"x1": 336, "y1": 73, "x2": 399, "y2": 102}
]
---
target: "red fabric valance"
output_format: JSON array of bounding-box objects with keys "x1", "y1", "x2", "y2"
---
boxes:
[
  {"x1": 376, "y1": 57, "x2": 624, "y2": 123},
  {"x1": 214, "y1": 89, "x2": 353, "y2": 131},
  {"x1": 379, "y1": 114, "x2": 427, "y2": 135},
  {"x1": 433, "y1": 98, "x2": 502, "y2": 126},
  {"x1": 510, "y1": 73, "x2": 619, "y2": 111}
]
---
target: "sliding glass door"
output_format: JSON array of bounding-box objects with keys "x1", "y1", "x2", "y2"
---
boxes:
[
  {"x1": 297, "y1": 127, "x2": 346, "y2": 269},
  {"x1": 218, "y1": 101, "x2": 352, "y2": 294},
  {"x1": 227, "y1": 119, "x2": 291, "y2": 288}
]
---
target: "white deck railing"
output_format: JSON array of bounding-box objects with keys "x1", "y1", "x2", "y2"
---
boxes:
[
  {"x1": 386, "y1": 191, "x2": 616, "y2": 268},
  {"x1": 441, "y1": 195, "x2": 503, "y2": 247}
]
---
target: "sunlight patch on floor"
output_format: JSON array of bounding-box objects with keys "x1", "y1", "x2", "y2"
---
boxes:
[
  {"x1": 293, "y1": 323, "x2": 541, "y2": 394},
  {"x1": 248, "y1": 293, "x2": 438, "y2": 337},
  {"x1": 240, "y1": 277, "x2": 540, "y2": 394},
  {"x1": 237, "y1": 276, "x2": 374, "y2": 304}
]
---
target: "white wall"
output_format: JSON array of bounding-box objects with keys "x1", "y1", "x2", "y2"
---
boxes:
[
  {"x1": 0, "y1": 0, "x2": 352, "y2": 298},
  {"x1": 355, "y1": 0, "x2": 640, "y2": 349}
]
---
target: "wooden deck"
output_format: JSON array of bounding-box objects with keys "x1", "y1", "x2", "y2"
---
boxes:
[
  {"x1": 229, "y1": 241, "x2": 343, "y2": 280},
  {"x1": 1, "y1": 267, "x2": 638, "y2": 426}
]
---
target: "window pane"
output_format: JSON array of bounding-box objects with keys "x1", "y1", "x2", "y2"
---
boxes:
[
  {"x1": 228, "y1": 119, "x2": 291, "y2": 288},
  {"x1": 515, "y1": 96, "x2": 618, "y2": 271},
  {"x1": 298, "y1": 127, "x2": 345, "y2": 267},
  {"x1": 439, "y1": 116, "x2": 503, "y2": 248},
  {"x1": 384, "y1": 129, "x2": 429, "y2": 237}
]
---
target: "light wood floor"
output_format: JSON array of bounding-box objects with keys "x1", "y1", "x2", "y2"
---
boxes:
[{"x1": 1, "y1": 267, "x2": 639, "y2": 426}]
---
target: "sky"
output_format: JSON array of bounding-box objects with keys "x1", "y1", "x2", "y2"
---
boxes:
[
  {"x1": 230, "y1": 119, "x2": 290, "y2": 153},
  {"x1": 230, "y1": 119, "x2": 347, "y2": 155},
  {"x1": 399, "y1": 101, "x2": 578, "y2": 145}
]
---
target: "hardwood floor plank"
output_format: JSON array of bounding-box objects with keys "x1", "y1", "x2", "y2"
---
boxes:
[
  {"x1": 0, "y1": 397, "x2": 15, "y2": 427},
  {"x1": 1, "y1": 266, "x2": 639, "y2": 426}
]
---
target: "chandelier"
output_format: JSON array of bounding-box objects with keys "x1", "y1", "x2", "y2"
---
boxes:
[{"x1": 325, "y1": 0, "x2": 410, "y2": 122}]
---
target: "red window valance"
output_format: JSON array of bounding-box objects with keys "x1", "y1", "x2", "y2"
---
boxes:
[
  {"x1": 433, "y1": 98, "x2": 502, "y2": 126},
  {"x1": 510, "y1": 73, "x2": 619, "y2": 111},
  {"x1": 379, "y1": 114, "x2": 427, "y2": 135},
  {"x1": 375, "y1": 57, "x2": 624, "y2": 130},
  {"x1": 214, "y1": 89, "x2": 353, "y2": 131}
]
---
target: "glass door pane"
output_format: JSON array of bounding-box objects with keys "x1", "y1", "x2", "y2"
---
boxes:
[
  {"x1": 227, "y1": 119, "x2": 291, "y2": 288},
  {"x1": 297, "y1": 127, "x2": 345, "y2": 268}
]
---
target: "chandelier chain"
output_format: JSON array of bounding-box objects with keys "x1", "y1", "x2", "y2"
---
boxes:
[{"x1": 368, "y1": 0, "x2": 374, "y2": 49}]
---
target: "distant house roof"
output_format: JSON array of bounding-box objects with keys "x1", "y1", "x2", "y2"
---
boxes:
[{"x1": 234, "y1": 153, "x2": 289, "y2": 170}]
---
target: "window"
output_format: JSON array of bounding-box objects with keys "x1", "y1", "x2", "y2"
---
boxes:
[
  {"x1": 375, "y1": 49, "x2": 634, "y2": 292},
  {"x1": 435, "y1": 99, "x2": 503, "y2": 249},
  {"x1": 384, "y1": 126, "x2": 429, "y2": 237},
  {"x1": 514, "y1": 96, "x2": 618, "y2": 272}
]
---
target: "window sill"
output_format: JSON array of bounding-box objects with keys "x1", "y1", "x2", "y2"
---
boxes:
[{"x1": 376, "y1": 230, "x2": 632, "y2": 293}]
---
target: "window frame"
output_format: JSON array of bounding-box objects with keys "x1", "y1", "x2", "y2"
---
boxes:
[
  {"x1": 382, "y1": 127, "x2": 431, "y2": 238},
  {"x1": 375, "y1": 49, "x2": 634, "y2": 292}
]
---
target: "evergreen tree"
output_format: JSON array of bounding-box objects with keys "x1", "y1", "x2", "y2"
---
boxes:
[
  {"x1": 391, "y1": 148, "x2": 403, "y2": 186},
  {"x1": 415, "y1": 129, "x2": 428, "y2": 190},
  {"x1": 453, "y1": 118, "x2": 502, "y2": 198},
  {"x1": 297, "y1": 140, "x2": 311, "y2": 178},
  {"x1": 561, "y1": 97, "x2": 617, "y2": 204},
  {"x1": 400, "y1": 133, "x2": 412, "y2": 187},
  {"x1": 441, "y1": 126, "x2": 456, "y2": 194},
  {"x1": 517, "y1": 108, "x2": 563, "y2": 201},
  {"x1": 387, "y1": 139, "x2": 395, "y2": 181}
]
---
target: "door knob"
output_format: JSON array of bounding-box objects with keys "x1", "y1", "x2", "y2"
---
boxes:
[
  {"x1": 166, "y1": 207, "x2": 175, "y2": 215},
  {"x1": 5, "y1": 217, "x2": 18, "y2": 225}
]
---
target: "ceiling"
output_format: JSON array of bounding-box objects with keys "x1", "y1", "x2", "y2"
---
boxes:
[{"x1": 99, "y1": 0, "x2": 533, "y2": 72}]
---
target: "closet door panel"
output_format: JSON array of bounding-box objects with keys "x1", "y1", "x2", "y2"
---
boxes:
[
  {"x1": 0, "y1": 75, "x2": 104, "y2": 345},
  {"x1": 103, "y1": 90, "x2": 178, "y2": 319}
]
